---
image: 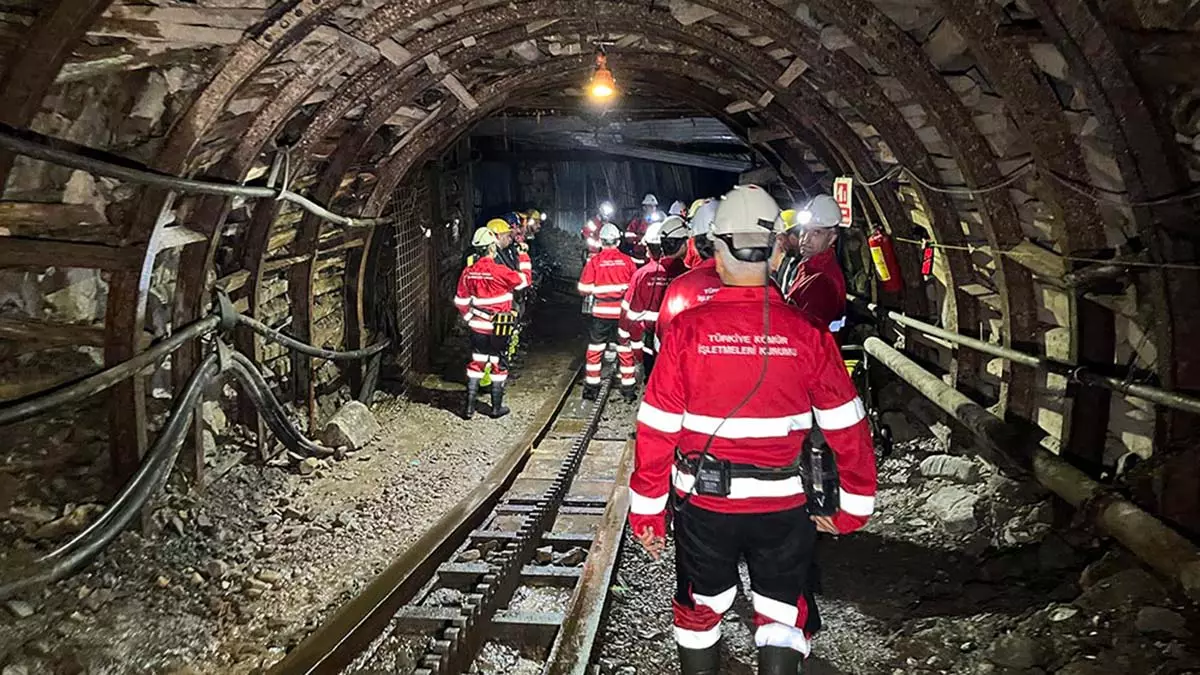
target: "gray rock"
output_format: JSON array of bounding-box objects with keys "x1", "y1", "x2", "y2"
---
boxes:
[
  {"x1": 206, "y1": 559, "x2": 230, "y2": 580},
  {"x1": 424, "y1": 587, "x2": 463, "y2": 607},
  {"x1": 1135, "y1": 606, "x2": 1189, "y2": 638},
  {"x1": 319, "y1": 401, "x2": 380, "y2": 451},
  {"x1": 257, "y1": 570, "x2": 283, "y2": 585},
  {"x1": 5, "y1": 599, "x2": 35, "y2": 618},
  {"x1": 202, "y1": 400, "x2": 228, "y2": 435},
  {"x1": 556, "y1": 547, "x2": 587, "y2": 567},
  {"x1": 1029, "y1": 44, "x2": 1069, "y2": 81},
  {"x1": 1076, "y1": 568, "x2": 1168, "y2": 613},
  {"x1": 1079, "y1": 550, "x2": 1136, "y2": 589},
  {"x1": 1037, "y1": 535, "x2": 1083, "y2": 572},
  {"x1": 880, "y1": 411, "x2": 919, "y2": 443},
  {"x1": 298, "y1": 457, "x2": 321, "y2": 476},
  {"x1": 986, "y1": 633, "x2": 1043, "y2": 669},
  {"x1": 3, "y1": 665, "x2": 31, "y2": 675},
  {"x1": 927, "y1": 486, "x2": 979, "y2": 533},
  {"x1": 457, "y1": 549, "x2": 482, "y2": 563},
  {"x1": 535, "y1": 545, "x2": 554, "y2": 565},
  {"x1": 919, "y1": 455, "x2": 979, "y2": 483},
  {"x1": 924, "y1": 19, "x2": 970, "y2": 70}
]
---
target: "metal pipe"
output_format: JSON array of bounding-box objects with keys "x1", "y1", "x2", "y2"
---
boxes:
[
  {"x1": 849, "y1": 295, "x2": 1200, "y2": 416},
  {"x1": 0, "y1": 315, "x2": 222, "y2": 427},
  {"x1": 0, "y1": 124, "x2": 392, "y2": 229},
  {"x1": 864, "y1": 337, "x2": 1200, "y2": 603}
]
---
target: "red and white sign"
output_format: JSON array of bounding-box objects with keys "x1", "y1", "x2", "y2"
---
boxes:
[{"x1": 833, "y1": 177, "x2": 853, "y2": 227}]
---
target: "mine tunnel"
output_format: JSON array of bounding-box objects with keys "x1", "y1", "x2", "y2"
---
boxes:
[{"x1": 2, "y1": 0, "x2": 1200, "y2": 673}]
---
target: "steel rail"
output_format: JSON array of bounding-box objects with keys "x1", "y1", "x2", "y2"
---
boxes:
[
  {"x1": 849, "y1": 295, "x2": 1200, "y2": 416},
  {"x1": 270, "y1": 362, "x2": 584, "y2": 675},
  {"x1": 0, "y1": 124, "x2": 392, "y2": 229},
  {"x1": 413, "y1": 376, "x2": 615, "y2": 674}
]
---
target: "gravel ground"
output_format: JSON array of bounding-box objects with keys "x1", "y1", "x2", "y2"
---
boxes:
[
  {"x1": 0, "y1": 307, "x2": 582, "y2": 674},
  {"x1": 597, "y1": 434, "x2": 1200, "y2": 675}
]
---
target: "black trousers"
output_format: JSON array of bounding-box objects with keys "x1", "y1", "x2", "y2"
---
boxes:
[
  {"x1": 672, "y1": 502, "x2": 821, "y2": 654},
  {"x1": 467, "y1": 331, "x2": 511, "y2": 382}
]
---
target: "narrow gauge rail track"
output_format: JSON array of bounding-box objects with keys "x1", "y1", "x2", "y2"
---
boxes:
[{"x1": 271, "y1": 364, "x2": 635, "y2": 675}]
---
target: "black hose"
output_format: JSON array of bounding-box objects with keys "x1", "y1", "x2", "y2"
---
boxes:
[
  {"x1": 227, "y1": 351, "x2": 334, "y2": 457},
  {"x1": 0, "y1": 315, "x2": 222, "y2": 427},
  {"x1": 234, "y1": 313, "x2": 390, "y2": 361},
  {"x1": 0, "y1": 355, "x2": 220, "y2": 601},
  {"x1": 0, "y1": 124, "x2": 392, "y2": 229}
]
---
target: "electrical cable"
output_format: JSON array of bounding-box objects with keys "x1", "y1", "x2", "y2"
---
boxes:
[
  {"x1": 890, "y1": 236, "x2": 1200, "y2": 272},
  {"x1": 0, "y1": 124, "x2": 391, "y2": 229},
  {"x1": 0, "y1": 315, "x2": 222, "y2": 427},
  {"x1": 234, "y1": 313, "x2": 390, "y2": 361}
]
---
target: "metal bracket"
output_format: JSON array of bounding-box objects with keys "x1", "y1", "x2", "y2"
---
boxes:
[{"x1": 216, "y1": 290, "x2": 238, "y2": 334}]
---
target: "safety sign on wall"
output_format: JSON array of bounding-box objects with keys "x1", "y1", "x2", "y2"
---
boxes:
[{"x1": 833, "y1": 177, "x2": 853, "y2": 227}]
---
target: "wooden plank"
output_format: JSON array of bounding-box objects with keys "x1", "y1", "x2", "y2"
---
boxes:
[
  {"x1": 90, "y1": 18, "x2": 245, "y2": 44},
  {"x1": 103, "y1": 5, "x2": 262, "y2": 29},
  {"x1": 0, "y1": 237, "x2": 141, "y2": 270},
  {"x1": 0, "y1": 317, "x2": 105, "y2": 346},
  {"x1": 0, "y1": 201, "x2": 107, "y2": 228}
]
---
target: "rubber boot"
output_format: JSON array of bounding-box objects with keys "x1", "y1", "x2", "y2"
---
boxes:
[
  {"x1": 463, "y1": 380, "x2": 478, "y2": 420},
  {"x1": 758, "y1": 646, "x2": 802, "y2": 675},
  {"x1": 582, "y1": 384, "x2": 599, "y2": 401},
  {"x1": 489, "y1": 382, "x2": 511, "y2": 419},
  {"x1": 678, "y1": 643, "x2": 720, "y2": 675},
  {"x1": 621, "y1": 384, "x2": 638, "y2": 403}
]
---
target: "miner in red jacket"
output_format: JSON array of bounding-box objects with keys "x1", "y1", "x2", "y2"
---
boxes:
[
  {"x1": 577, "y1": 223, "x2": 639, "y2": 401},
  {"x1": 581, "y1": 201, "x2": 615, "y2": 264},
  {"x1": 771, "y1": 194, "x2": 847, "y2": 334},
  {"x1": 623, "y1": 193, "x2": 661, "y2": 265},
  {"x1": 621, "y1": 215, "x2": 690, "y2": 383},
  {"x1": 654, "y1": 198, "x2": 720, "y2": 347},
  {"x1": 628, "y1": 185, "x2": 877, "y2": 675},
  {"x1": 454, "y1": 227, "x2": 529, "y2": 420}
]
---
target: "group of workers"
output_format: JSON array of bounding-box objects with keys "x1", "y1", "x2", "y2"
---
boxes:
[
  {"x1": 576, "y1": 187, "x2": 874, "y2": 675},
  {"x1": 452, "y1": 210, "x2": 544, "y2": 420},
  {"x1": 454, "y1": 186, "x2": 876, "y2": 673}
]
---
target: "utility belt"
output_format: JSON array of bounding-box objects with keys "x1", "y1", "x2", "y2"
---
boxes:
[
  {"x1": 673, "y1": 448, "x2": 803, "y2": 498},
  {"x1": 672, "y1": 432, "x2": 840, "y2": 516}
]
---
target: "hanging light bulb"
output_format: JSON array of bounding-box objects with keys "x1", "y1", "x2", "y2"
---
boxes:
[{"x1": 588, "y1": 52, "x2": 617, "y2": 100}]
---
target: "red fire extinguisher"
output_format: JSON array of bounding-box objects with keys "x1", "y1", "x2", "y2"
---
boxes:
[{"x1": 868, "y1": 227, "x2": 903, "y2": 293}]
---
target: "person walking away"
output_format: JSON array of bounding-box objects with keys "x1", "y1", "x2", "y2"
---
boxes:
[
  {"x1": 577, "y1": 223, "x2": 638, "y2": 401},
  {"x1": 623, "y1": 215, "x2": 690, "y2": 382},
  {"x1": 628, "y1": 185, "x2": 877, "y2": 675},
  {"x1": 771, "y1": 195, "x2": 847, "y2": 334},
  {"x1": 581, "y1": 201, "x2": 615, "y2": 264},
  {"x1": 454, "y1": 227, "x2": 529, "y2": 420},
  {"x1": 654, "y1": 198, "x2": 721, "y2": 348},
  {"x1": 624, "y1": 193, "x2": 661, "y2": 265}
]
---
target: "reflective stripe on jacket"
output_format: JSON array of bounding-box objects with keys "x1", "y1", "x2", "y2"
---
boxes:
[
  {"x1": 454, "y1": 256, "x2": 528, "y2": 335},
  {"x1": 578, "y1": 247, "x2": 637, "y2": 319}
]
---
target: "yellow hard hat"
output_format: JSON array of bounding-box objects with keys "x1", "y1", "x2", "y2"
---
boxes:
[
  {"x1": 527, "y1": 209, "x2": 542, "y2": 221},
  {"x1": 486, "y1": 218, "x2": 511, "y2": 234},
  {"x1": 781, "y1": 209, "x2": 797, "y2": 230},
  {"x1": 687, "y1": 198, "x2": 712, "y2": 219}
]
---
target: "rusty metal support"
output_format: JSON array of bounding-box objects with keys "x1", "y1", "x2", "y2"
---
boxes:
[
  {"x1": 1024, "y1": 0, "x2": 1200, "y2": 534},
  {"x1": 865, "y1": 336, "x2": 1200, "y2": 604}
]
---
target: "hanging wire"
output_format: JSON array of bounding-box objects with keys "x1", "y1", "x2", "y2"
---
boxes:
[{"x1": 890, "y1": 236, "x2": 1200, "y2": 272}]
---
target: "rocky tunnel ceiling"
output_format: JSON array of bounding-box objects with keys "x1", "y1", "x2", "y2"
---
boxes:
[{"x1": 0, "y1": 1, "x2": 1198, "y2": 521}]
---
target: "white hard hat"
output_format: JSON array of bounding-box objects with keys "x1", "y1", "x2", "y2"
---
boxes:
[
  {"x1": 642, "y1": 194, "x2": 658, "y2": 207},
  {"x1": 711, "y1": 184, "x2": 781, "y2": 250},
  {"x1": 785, "y1": 194, "x2": 842, "y2": 233},
  {"x1": 688, "y1": 200, "x2": 719, "y2": 237},
  {"x1": 599, "y1": 223, "x2": 621, "y2": 244},
  {"x1": 668, "y1": 200, "x2": 687, "y2": 216},
  {"x1": 643, "y1": 215, "x2": 689, "y2": 245},
  {"x1": 472, "y1": 227, "x2": 497, "y2": 248},
  {"x1": 599, "y1": 201, "x2": 615, "y2": 217}
]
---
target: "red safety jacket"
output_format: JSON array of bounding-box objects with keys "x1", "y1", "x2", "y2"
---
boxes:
[
  {"x1": 624, "y1": 215, "x2": 653, "y2": 264},
  {"x1": 781, "y1": 249, "x2": 846, "y2": 332},
  {"x1": 581, "y1": 217, "x2": 604, "y2": 256},
  {"x1": 622, "y1": 256, "x2": 687, "y2": 344},
  {"x1": 654, "y1": 258, "x2": 721, "y2": 346},
  {"x1": 628, "y1": 286, "x2": 877, "y2": 538},
  {"x1": 682, "y1": 238, "x2": 703, "y2": 270},
  {"x1": 454, "y1": 256, "x2": 528, "y2": 335},
  {"x1": 578, "y1": 247, "x2": 637, "y2": 320}
]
